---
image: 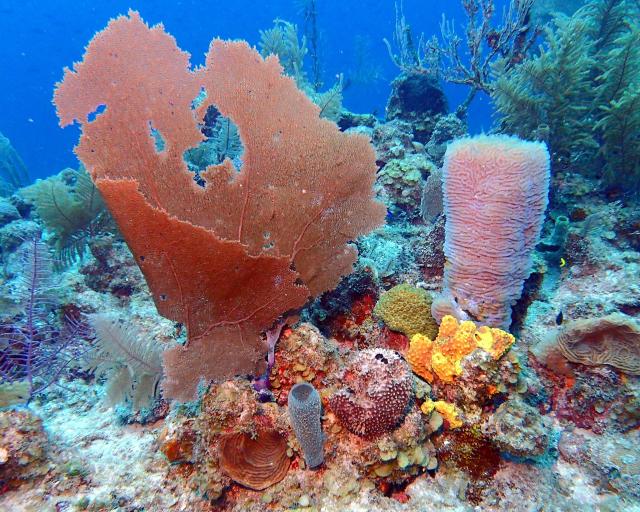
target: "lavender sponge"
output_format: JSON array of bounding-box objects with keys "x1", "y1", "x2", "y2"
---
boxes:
[{"x1": 288, "y1": 382, "x2": 325, "y2": 468}]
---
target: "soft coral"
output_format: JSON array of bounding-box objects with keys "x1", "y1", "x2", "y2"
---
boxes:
[{"x1": 0, "y1": 237, "x2": 85, "y2": 402}]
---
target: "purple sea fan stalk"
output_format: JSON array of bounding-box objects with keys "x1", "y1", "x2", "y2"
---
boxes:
[{"x1": 0, "y1": 237, "x2": 85, "y2": 403}]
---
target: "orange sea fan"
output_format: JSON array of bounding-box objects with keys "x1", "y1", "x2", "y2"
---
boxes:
[{"x1": 53, "y1": 11, "x2": 385, "y2": 399}]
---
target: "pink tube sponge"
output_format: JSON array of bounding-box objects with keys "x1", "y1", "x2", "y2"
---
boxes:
[{"x1": 433, "y1": 135, "x2": 550, "y2": 329}]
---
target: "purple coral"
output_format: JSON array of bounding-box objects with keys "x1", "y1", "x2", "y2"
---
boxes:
[
  {"x1": 329, "y1": 348, "x2": 413, "y2": 438},
  {"x1": 0, "y1": 237, "x2": 86, "y2": 402}
]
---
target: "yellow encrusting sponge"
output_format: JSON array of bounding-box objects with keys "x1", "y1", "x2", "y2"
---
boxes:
[{"x1": 407, "y1": 315, "x2": 515, "y2": 383}]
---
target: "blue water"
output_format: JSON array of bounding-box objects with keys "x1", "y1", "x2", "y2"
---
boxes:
[{"x1": 0, "y1": 0, "x2": 497, "y2": 180}]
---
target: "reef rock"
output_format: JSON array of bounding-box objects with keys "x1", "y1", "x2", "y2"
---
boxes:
[
  {"x1": 482, "y1": 398, "x2": 551, "y2": 458},
  {"x1": 0, "y1": 409, "x2": 49, "y2": 491}
]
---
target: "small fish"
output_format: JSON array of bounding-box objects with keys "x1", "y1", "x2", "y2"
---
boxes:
[
  {"x1": 555, "y1": 310, "x2": 564, "y2": 325},
  {"x1": 559, "y1": 257, "x2": 567, "y2": 267}
]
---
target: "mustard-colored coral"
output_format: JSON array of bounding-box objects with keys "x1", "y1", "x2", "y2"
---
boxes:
[
  {"x1": 407, "y1": 315, "x2": 515, "y2": 383},
  {"x1": 374, "y1": 284, "x2": 439, "y2": 338},
  {"x1": 420, "y1": 399, "x2": 462, "y2": 429}
]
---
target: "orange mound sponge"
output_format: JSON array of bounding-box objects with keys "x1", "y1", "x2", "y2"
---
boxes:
[{"x1": 407, "y1": 315, "x2": 515, "y2": 383}]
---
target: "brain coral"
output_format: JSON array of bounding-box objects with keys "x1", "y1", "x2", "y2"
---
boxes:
[
  {"x1": 374, "y1": 283, "x2": 439, "y2": 338},
  {"x1": 433, "y1": 135, "x2": 550, "y2": 329},
  {"x1": 328, "y1": 348, "x2": 413, "y2": 438},
  {"x1": 555, "y1": 313, "x2": 640, "y2": 375},
  {"x1": 407, "y1": 315, "x2": 515, "y2": 383}
]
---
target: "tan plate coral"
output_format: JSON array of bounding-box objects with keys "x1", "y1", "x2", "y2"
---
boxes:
[
  {"x1": 219, "y1": 429, "x2": 290, "y2": 490},
  {"x1": 554, "y1": 313, "x2": 640, "y2": 375}
]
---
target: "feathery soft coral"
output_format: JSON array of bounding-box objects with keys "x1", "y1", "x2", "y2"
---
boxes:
[{"x1": 0, "y1": 237, "x2": 85, "y2": 402}]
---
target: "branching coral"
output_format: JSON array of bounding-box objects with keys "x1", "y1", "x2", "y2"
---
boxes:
[
  {"x1": 385, "y1": 0, "x2": 538, "y2": 117},
  {"x1": 21, "y1": 167, "x2": 112, "y2": 265},
  {"x1": 407, "y1": 315, "x2": 515, "y2": 383},
  {"x1": 54, "y1": 12, "x2": 385, "y2": 400},
  {"x1": 493, "y1": 0, "x2": 640, "y2": 188}
]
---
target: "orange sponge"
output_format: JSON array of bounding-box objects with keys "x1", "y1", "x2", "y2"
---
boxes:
[{"x1": 407, "y1": 315, "x2": 515, "y2": 383}]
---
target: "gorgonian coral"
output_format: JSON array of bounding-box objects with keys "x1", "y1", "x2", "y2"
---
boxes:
[{"x1": 54, "y1": 12, "x2": 385, "y2": 399}]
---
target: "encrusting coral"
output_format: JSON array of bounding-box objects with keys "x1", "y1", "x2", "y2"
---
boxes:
[
  {"x1": 373, "y1": 283, "x2": 439, "y2": 338},
  {"x1": 53, "y1": 11, "x2": 385, "y2": 399},
  {"x1": 407, "y1": 315, "x2": 515, "y2": 383}
]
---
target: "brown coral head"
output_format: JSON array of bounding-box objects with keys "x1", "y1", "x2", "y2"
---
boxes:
[
  {"x1": 555, "y1": 313, "x2": 640, "y2": 375},
  {"x1": 328, "y1": 348, "x2": 414, "y2": 438},
  {"x1": 218, "y1": 429, "x2": 290, "y2": 490}
]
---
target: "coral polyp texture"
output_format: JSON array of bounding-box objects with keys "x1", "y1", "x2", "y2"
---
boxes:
[
  {"x1": 53, "y1": 11, "x2": 385, "y2": 399},
  {"x1": 433, "y1": 135, "x2": 550, "y2": 329},
  {"x1": 373, "y1": 283, "x2": 439, "y2": 338},
  {"x1": 329, "y1": 348, "x2": 414, "y2": 438},
  {"x1": 554, "y1": 313, "x2": 640, "y2": 375},
  {"x1": 407, "y1": 315, "x2": 515, "y2": 383}
]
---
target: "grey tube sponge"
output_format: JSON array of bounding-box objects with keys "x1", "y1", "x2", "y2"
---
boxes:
[{"x1": 288, "y1": 382, "x2": 324, "y2": 468}]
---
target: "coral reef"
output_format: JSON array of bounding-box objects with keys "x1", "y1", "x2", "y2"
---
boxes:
[{"x1": 2, "y1": 3, "x2": 640, "y2": 511}]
